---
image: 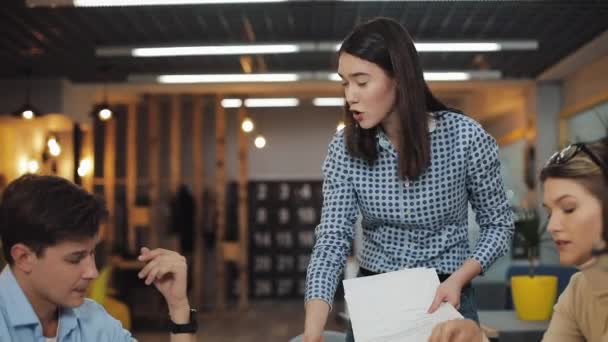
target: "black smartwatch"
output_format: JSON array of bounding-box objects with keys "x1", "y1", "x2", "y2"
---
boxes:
[{"x1": 169, "y1": 308, "x2": 198, "y2": 334}]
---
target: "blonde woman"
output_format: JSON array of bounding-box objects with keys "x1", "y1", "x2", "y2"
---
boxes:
[{"x1": 430, "y1": 137, "x2": 608, "y2": 342}]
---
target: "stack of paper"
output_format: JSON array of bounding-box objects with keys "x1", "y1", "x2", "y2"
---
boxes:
[{"x1": 343, "y1": 268, "x2": 463, "y2": 341}]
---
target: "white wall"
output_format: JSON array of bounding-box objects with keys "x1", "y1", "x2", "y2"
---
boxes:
[
  {"x1": 498, "y1": 139, "x2": 528, "y2": 207},
  {"x1": 242, "y1": 106, "x2": 343, "y2": 180},
  {"x1": 536, "y1": 82, "x2": 563, "y2": 265},
  {"x1": 567, "y1": 101, "x2": 608, "y2": 142}
]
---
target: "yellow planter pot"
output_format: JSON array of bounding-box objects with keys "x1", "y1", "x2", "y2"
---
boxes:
[{"x1": 511, "y1": 275, "x2": 558, "y2": 321}]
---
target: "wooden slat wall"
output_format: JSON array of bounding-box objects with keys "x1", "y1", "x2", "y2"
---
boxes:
[
  {"x1": 215, "y1": 96, "x2": 227, "y2": 311},
  {"x1": 103, "y1": 118, "x2": 116, "y2": 245},
  {"x1": 81, "y1": 125, "x2": 94, "y2": 193},
  {"x1": 237, "y1": 105, "x2": 249, "y2": 310},
  {"x1": 148, "y1": 96, "x2": 161, "y2": 249},
  {"x1": 170, "y1": 95, "x2": 181, "y2": 195},
  {"x1": 96, "y1": 94, "x2": 252, "y2": 313},
  {"x1": 126, "y1": 102, "x2": 138, "y2": 253},
  {"x1": 192, "y1": 96, "x2": 205, "y2": 310}
]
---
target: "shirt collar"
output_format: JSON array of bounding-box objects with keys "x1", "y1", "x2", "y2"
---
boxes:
[
  {"x1": 0, "y1": 266, "x2": 40, "y2": 327},
  {"x1": 0, "y1": 266, "x2": 80, "y2": 335},
  {"x1": 58, "y1": 306, "x2": 79, "y2": 338},
  {"x1": 376, "y1": 114, "x2": 438, "y2": 150}
]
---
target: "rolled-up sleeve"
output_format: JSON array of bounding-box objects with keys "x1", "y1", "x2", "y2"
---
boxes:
[
  {"x1": 304, "y1": 133, "x2": 359, "y2": 306},
  {"x1": 465, "y1": 125, "x2": 514, "y2": 271}
]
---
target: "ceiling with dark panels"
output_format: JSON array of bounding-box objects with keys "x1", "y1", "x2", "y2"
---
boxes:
[{"x1": 1, "y1": 0, "x2": 607, "y2": 82}]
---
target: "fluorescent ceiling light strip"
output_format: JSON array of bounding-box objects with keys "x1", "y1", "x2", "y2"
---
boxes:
[
  {"x1": 100, "y1": 40, "x2": 537, "y2": 57},
  {"x1": 75, "y1": 0, "x2": 285, "y2": 6},
  {"x1": 137, "y1": 70, "x2": 501, "y2": 84},
  {"x1": 221, "y1": 99, "x2": 243, "y2": 108},
  {"x1": 416, "y1": 42, "x2": 500, "y2": 52},
  {"x1": 244, "y1": 98, "x2": 299, "y2": 108},
  {"x1": 499, "y1": 41, "x2": 539, "y2": 50},
  {"x1": 423, "y1": 72, "x2": 471, "y2": 81},
  {"x1": 329, "y1": 73, "x2": 342, "y2": 82},
  {"x1": 133, "y1": 44, "x2": 299, "y2": 57},
  {"x1": 466, "y1": 70, "x2": 503, "y2": 80},
  {"x1": 158, "y1": 73, "x2": 299, "y2": 83},
  {"x1": 339, "y1": 0, "x2": 508, "y2": 1},
  {"x1": 313, "y1": 97, "x2": 345, "y2": 107},
  {"x1": 335, "y1": 41, "x2": 537, "y2": 52},
  {"x1": 330, "y1": 71, "x2": 501, "y2": 82}
]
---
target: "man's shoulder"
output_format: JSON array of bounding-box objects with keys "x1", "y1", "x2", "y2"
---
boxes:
[
  {"x1": 77, "y1": 298, "x2": 108, "y2": 312},
  {"x1": 70, "y1": 299, "x2": 133, "y2": 339}
]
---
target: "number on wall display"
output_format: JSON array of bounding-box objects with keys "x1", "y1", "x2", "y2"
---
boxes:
[
  {"x1": 254, "y1": 231, "x2": 272, "y2": 248},
  {"x1": 278, "y1": 207, "x2": 290, "y2": 224},
  {"x1": 256, "y1": 207, "x2": 267, "y2": 224},
  {"x1": 254, "y1": 255, "x2": 272, "y2": 273},
  {"x1": 298, "y1": 183, "x2": 312, "y2": 200},
  {"x1": 256, "y1": 183, "x2": 268, "y2": 201},
  {"x1": 249, "y1": 181, "x2": 322, "y2": 298},
  {"x1": 254, "y1": 280, "x2": 272, "y2": 297},
  {"x1": 279, "y1": 183, "x2": 290, "y2": 201},
  {"x1": 276, "y1": 231, "x2": 293, "y2": 248},
  {"x1": 297, "y1": 231, "x2": 315, "y2": 248},
  {"x1": 276, "y1": 255, "x2": 295, "y2": 272},
  {"x1": 277, "y1": 279, "x2": 294, "y2": 296},
  {"x1": 297, "y1": 207, "x2": 316, "y2": 224}
]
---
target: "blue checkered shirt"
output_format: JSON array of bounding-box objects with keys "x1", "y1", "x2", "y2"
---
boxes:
[{"x1": 305, "y1": 111, "x2": 514, "y2": 305}]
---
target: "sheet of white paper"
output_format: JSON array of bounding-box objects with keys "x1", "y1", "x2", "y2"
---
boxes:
[{"x1": 343, "y1": 268, "x2": 463, "y2": 342}]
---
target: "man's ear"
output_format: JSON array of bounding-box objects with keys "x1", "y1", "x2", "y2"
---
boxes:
[{"x1": 11, "y1": 243, "x2": 37, "y2": 273}]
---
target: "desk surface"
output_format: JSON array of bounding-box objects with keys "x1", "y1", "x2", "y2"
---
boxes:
[{"x1": 479, "y1": 310, "x2": 550, "y2": 333}]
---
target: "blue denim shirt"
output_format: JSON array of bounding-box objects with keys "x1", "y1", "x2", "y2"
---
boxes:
[
  {"x1": 305, "y1": 111, "x2": 514, "y2": 305},
  {"x1": 0, "y1": 266, "x2": 134, "y2": 341}
]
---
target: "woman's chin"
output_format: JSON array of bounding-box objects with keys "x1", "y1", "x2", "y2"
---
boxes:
[{"x1": 560, "y1": 253, "x2": 591, "y2": 267}]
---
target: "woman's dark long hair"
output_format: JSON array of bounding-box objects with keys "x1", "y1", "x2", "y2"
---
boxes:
[{"x1": 340, "y1": 17, "x2": 448, "y2": 180}]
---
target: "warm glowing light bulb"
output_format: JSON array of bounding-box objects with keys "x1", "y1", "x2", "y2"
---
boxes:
[
  {"x1": 48, "y1": 137, "x2": 61, "y2": 156},
  {"x1": 47, "y1": 137, "x2": 58, "y2": 148},
  {"x1": 99, "y1": 108, "x2": 113, "y2": 121},
  {"x1": 242, "y1": 118, "x2": 254, "y2": 133},
  {"x1": 27, "y1": 160, "x2": 39, "y2": 173},
  {"x1": 78, "y1": 158, "x2": 92, "y2": 177},
  {"x1": 49, "y1": 144, "x2": 61, "y2": 157},
  {"x1": 254, "y1": 136, "x2": 266, "y2": 149},
  {"x1": 22, "y1": 110, "x2": 34, "y2": 120}
]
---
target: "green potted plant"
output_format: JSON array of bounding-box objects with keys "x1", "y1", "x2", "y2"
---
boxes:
[{"x1": 510, "y1": 208, "x2": 558, "y2": 320}]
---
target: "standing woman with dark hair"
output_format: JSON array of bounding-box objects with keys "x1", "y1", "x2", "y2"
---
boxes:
[{"x1": 303, "y1": 17, "x2": 514, "y2": 341}]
